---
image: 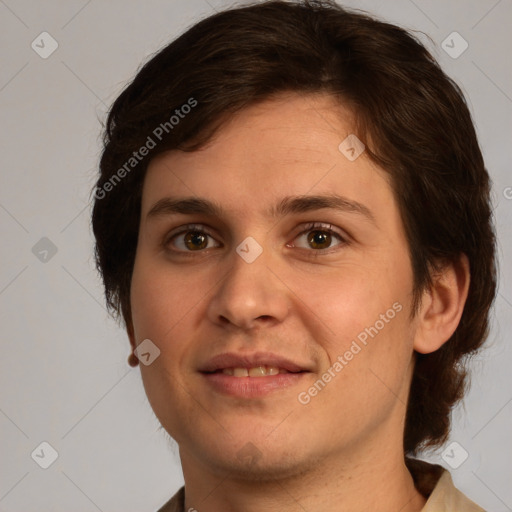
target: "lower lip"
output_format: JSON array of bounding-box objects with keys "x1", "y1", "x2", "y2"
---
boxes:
[{"x1": 201, "y1": 372, "x2": 308, "y2": 398}]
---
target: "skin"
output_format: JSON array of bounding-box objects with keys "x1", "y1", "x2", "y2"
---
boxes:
[{"x1": 127, "y1": 92, "x2": 469, "y2": 512}]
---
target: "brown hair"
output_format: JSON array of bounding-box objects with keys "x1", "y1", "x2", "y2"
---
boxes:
[{"x1": 91, "y1": 0, "x2": 497, "y2": 456}]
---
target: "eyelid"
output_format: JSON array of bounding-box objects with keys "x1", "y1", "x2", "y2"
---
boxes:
[
  {"x1": 295, "y1": 221, "x2": 346, "y2": 238},
  {"x1": 164, "y1": 223, "x2": 220, "y2": 248},
  {"x1": 290, "y1": 222, "x2": 349, "y2": 249},
  {"x1": 166, "y1": 223, "x2": 216, "y2": 238}
]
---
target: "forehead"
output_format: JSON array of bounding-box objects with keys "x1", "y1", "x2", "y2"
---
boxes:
[
  {"x1": 141, "y1": 93, "x2": 392, "y2": 218},
  {"x1": 151, "y1": 93, "x2": 358, "y2": 165}
]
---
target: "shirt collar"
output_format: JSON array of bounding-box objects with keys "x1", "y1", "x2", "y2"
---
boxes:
[{"x1": 406, "y1": 457, "x2": 485, "y2": 511}]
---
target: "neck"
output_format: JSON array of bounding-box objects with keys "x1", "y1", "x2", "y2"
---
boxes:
[{"x1": 179, "y1": 443, "x2": 427, "y2": 512}]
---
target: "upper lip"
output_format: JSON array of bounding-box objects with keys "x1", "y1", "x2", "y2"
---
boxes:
[{"x1": 199, "y1": 352, "x2": 311, "y2": 373}]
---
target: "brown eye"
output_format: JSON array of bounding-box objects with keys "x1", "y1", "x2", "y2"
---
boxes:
[
  {"x1": 291, "y1": 223, "x2": 347, "y2": 252},
  {"x1": 307, "y1": 230, "x2": 333, "y2": 250},
  {"x1": 166, "y1": 225, "x2": 220, "y2": 253},
  {"x1": 183, "y1": 231, "x2": 209, "y2": 250}
]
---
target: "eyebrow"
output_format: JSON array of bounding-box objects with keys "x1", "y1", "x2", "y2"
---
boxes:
[{"x1": 146, "y1": 194, "x2": 376, "y2": 225}]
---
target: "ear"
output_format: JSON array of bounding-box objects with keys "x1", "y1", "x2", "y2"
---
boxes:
[{"x1": 413, "y1": 254, "x2": 470, "y2": 354}]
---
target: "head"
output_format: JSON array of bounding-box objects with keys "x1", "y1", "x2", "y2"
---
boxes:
[{"x1": 91, "y1": 0, "x2": 497, "y2": 471}]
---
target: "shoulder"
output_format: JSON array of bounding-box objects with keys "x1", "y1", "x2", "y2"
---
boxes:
[
  {"x1": 156, "y1": 486, "x2": 185, "y2": 512},
  {"x1": 406, "y1": 457, "x2": 486, "y2": 512},
  {"x1": 422, "y1": 470, "x2": 486, "y2": 512}
]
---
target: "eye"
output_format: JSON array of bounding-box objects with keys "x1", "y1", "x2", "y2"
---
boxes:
[
  {"x1": 163, "y1": 222, "x2": 348, "y2": 255},
  {"x1": 289, "y1": 222, "x2": 347, "y2": 252},
  {"x1": 165, "y1": 224, "x2": 221, "y2": 253}
]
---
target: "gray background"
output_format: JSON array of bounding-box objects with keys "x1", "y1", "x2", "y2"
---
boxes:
[{"x1": 0, "y1": 0, "x2": 511, "y2": 511}]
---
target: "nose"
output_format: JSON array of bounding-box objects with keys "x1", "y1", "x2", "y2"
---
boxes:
[{"x1": 205, "y1": 243, "x2": 290, "y2": 331}]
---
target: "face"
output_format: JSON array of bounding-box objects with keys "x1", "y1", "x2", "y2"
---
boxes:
[{"x1": 129, "y1": 93, "x2": 419, "y2": 479}]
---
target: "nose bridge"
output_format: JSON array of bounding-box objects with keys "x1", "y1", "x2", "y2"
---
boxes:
[{"x1": 206, "y1": 235, "x2": 289, "y2": 329}]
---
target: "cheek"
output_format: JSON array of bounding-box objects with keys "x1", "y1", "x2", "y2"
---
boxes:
[
  {"x1": 304, "y1": 266, "x2": 405, "y2": 349},
  {"x1": 129, "y1": 254, "x2": 209, "y2": 394},
  {"x1": 303, "y1": 255, "x2": 414, "y2": 405},
  {"x1": 130, "y1": 255, "x2": 190, "y2": 341},
  {"x1": 129, "y1": 258, "x2": 199, "y2": 439},
  {"x1": 308, "y1": 305, "x2": 413, "y2": 437}
]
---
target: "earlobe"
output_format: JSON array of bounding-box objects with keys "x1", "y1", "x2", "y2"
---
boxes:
[{"x1": 413, "y1": 254, "x2": 470, "y2": 354}]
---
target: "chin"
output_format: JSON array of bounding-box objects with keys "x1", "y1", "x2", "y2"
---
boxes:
[{"x1": 206, "y1": 448, "x2": 312, "y2": 483}]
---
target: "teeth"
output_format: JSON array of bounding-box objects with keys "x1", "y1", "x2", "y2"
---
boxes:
[
  {"x1": 248, "y1": 366, "x2": 266, "y2": 377},
  {"x1": 221, "y1": 366, "x2": 285, "y2": 377}
]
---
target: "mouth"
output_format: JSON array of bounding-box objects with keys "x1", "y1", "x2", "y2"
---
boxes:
[
  {"x1": 205, "y1": 366, "x2": 302, "y2": 377},
  {"x1": 199, "y1": 351, "x2": 311, "y2": 374},
  {"x1": 201, "y1": 370, "x2": 308, "y2": 398},
  {"x1": 199, "y1": 352, "x2": 312, "y2": 398}
]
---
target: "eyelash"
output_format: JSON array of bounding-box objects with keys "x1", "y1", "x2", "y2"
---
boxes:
[{"x1": 163, "y1": 222, "x2": 349, "y2": 257}]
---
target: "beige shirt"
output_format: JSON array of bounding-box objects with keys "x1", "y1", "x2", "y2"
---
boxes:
[{"x1": 156, "y1": 458, "x2": 485, "y2": 512}]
